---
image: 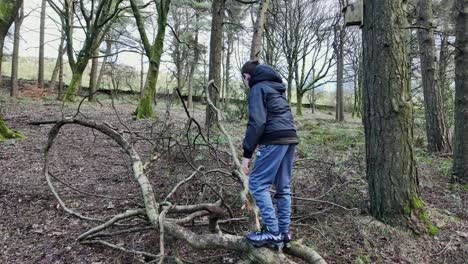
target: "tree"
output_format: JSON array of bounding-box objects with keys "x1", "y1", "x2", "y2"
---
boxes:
[
  {"x1": 48, "y1": 0, "x2": 124, "y2": 101},
  {"x1": 362, "y1": 0, "x2": 426, "y2": 227},
  {"x1": 250, "y1": 0, "x2": 270, "y2": 60},
  {"x1": 49, "y1": 34, "x2": 66, "y2": 92},
  {"x1": 0, "y1": 0, "x2": 23, "y2": 140},
  {"x1": 88, "y1": 47, "x2": 99, "y2": 101},
  {"x1": 38, "y1": 0, "x2": 47, "y2": 89},
  {"x1": 10, "y1": 0, "x2": 24, "y2": 97},
  {"x1": 130, "y1": 0, "x2": 171, "y2": 119},
  {"x1": 416, "y1": 0, "x2": 451, "y2": 152},
  {"x1": 333, "y1": 0, "x2": 346, "y2": 122},
  {"x1": 452, "y1": 0, "x2": 468, "y2": 184},
  {"x1": 205, "y1": 0, "x2": 225, "y2": 129},
  {"x1": 0, "y1": 0, "x2": 22, "y2": 90}
]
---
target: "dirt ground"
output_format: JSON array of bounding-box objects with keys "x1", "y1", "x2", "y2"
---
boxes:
[{"x1": 0, "y1": 92, "x2": 467, "y2": 264}]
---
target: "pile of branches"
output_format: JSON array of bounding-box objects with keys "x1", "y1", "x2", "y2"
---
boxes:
[{"x1": 41, "y1": 83, "x2": 327, "y2": 264}]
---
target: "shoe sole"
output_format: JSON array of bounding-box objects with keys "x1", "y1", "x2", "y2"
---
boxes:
[{"x1": 247, "y1": 239, "x2": 283, "y2": 251}]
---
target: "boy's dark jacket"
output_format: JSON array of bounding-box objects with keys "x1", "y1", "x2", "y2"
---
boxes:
[{"x1": 243, "y1": 64, "x2": 298, "y2": 158}]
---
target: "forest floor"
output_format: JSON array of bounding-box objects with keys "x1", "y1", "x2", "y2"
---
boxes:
[{"x1": 0, "y1": 90, "x2": 467, "y2": 264}]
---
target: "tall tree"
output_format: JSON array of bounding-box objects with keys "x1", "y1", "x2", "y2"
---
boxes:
[
  {"x1": 0, "y1": 0, "x2": 23, "y2": 140},
  {"x1": 250, "y1": 0, "x2": 270, "y2": 60},
  {"x1": 362, "y1": 0, "x2": 425, "y2": 227},
  {"x1": 48, "y1": 0, "x2": 124, "y2": 101},
  {"x1": 49, "y1": 35, "x2": 66, "y2": 92},
  {"x1": 416, "y1": 0, "x2": 451, "y2": 152},
  {"x1": 205, "y1": 0, "x2": 225, "y2": 129},
  {"x1": 38, "y1": 0, "x2": 47, "y2": 88},
  {"x1": 10, "y1": 0, "x2": 24, "y2": 97},
  {"x1": 453, "y1": 0, "x2": 468, "y2": 184},
  {"x1": 0, "y1": 0, "x2": 22, "y2": 90},
  {"x1": 130, "y1": 0, "x2": 171, "y2": 119},
  {"x1": 88, "y1": 47, "x2": 99, "y2": 101},
  {"x1": 333, "y1": 0, "x2": 346, "y2": 122}
]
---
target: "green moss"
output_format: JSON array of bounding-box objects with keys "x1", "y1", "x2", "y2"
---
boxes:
[
  {"x1": 411, "y1": 198, "x2": 425, "y2": 209},
  {"x1": 0, "y1": 117, "x2": 24, "y2": 141},
  {"x1": 135, "y1": 96, "x2": 155, "y2": 119},
  {"x1": 419, "y1": 212, "x2": 429, "y2": 221},
  {"x1": 403, "y1": 205, "x2": 411, "y2": 215},
  {"x1": 427, "y1": 224, "x2": 439, "y2": 236}
]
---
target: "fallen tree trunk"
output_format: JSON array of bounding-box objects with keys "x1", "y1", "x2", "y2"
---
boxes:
[{"x1": 43, "y1": 118, "x2": 326, "y2": 263}]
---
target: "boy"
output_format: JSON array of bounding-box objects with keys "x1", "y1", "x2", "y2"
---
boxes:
[{"x1": 241, "y1": 60, "x2": 298, "y2": 249}]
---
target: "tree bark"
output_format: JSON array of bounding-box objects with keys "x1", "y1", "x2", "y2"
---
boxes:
[
  {"x1": 416, "y1": 0, "x2": 451, "y2": 152},
  {"x1": 334, "y1": 24, "x2": 345, "y2": 122},
  {"x1": 38, "y1": 0, "x2": 46, "y2": 88},
  {"x1": 131, "y1": 0, "x2": 171, "y2": 119},
  {"x1": 296, "y1": 91, "x2": 304, "y2": 116},
  {"x1": 10, "y1": 1, "x2": 23, "y2": 97},
  {"x1": 187, "y1": 9, "x2": 200, "y2": 110},
  {"x1": 0, "y1": 0, "x2": 23, "y2": 90},
  {"x1": 453, "y1": 0, "x2": 468, "y2": 184},
  {"x1": 88, "y1": 47, "x2": 99, "y2": 101},
  {"x1": 362, "y1": 0, "x2": 424, "y2": 226},
  {"x1": 205, "y1": 0, "x2": 225, "y2": 129},
  {"x1": 96, "y1": 39, "x2": 111, "y2": 92},
  {"x1": 49, "y1": 36, "x2": 66, "y2": 92},
  {"x1": 250, "y1": 0, "x2": 270, "y2": 60}
]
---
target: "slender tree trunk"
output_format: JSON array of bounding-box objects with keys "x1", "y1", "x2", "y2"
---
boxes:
[
  {"x1": 417, "y1": 0, "x2": 451, "y2": 152},
  {"x1": 250, "y1": 0, "x2": 270, "y2": 60},
  {"x1": 58, "y1": 45, "x2": 64, "y2": 99},
  {"x1": 140, "y1": 50, "x2": 144, "y2": 98},
  {"x1": 287, "y1": 64, "x2": 293, "y2": 103},
  {"x1": 38, "y1": 0, "x2": 46, "y2": 88},
  {"x1": 49, "y1": 36, "x2": 66, "y2": 92},
  {"x1": 453, "y1": 0, "x2": 468, "y2": 184},
  {"x1": 88, "y1": 47, "x2": 99, "y2": 101},
  {"x1": 187, "y1": 11, "x2": 200, "y2": 110},
  {"x1": 11, "y1": 2, "x2": 23, "y2": 97},
  {"x1": 438, "y1": 32, "x2": 453, "y2": 127},
  {"x1": 133, "y1": 0, "x2": 171, "y2": 119},
  {"x1": 363, "y1": 0, "x2": 425, "y2": 227},
  {"x1": 205, "y1": 0, "x2": 225, "y2": 129},
  {"x1": 0, "y1": 39, "x2": 4, "y2": 90},
  {"x1": 0, "y1": 0, "x2": 23, "y2": 90},
  {"x1": 335, "y1": 25, "x2": 345, "y2": 122},
  {"x1": 96, "y1": 39, "x2": 112, "y2": 91},
  {"x1": 296, "y1": 91, "x2": 304, "y2": 116}
]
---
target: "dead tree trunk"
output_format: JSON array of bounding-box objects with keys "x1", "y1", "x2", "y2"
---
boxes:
[
  {"x1": 416, "y1": 0, "x2": 451, "y2": 152},
  {"x1": 453, "y1": 0, "x2": 468, "y2": 184},
  {"x1": 362, "y1": 0, "x2": 426, "y2": 228},
  {"x1": 43, "y1": 117, "x2": 327, "y2": 264}
]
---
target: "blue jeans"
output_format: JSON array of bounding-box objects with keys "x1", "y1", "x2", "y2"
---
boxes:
[{"x1": 249, "y1": 144, "x2": 295, "y2": 234}]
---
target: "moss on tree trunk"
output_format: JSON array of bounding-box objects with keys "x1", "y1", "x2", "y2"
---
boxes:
[
  {"x1": 61, "y1": 71, "x2": 83, "y2": 102},
  {"x1": 0, "y1": 116, "x2": 23, "y2": 141}
]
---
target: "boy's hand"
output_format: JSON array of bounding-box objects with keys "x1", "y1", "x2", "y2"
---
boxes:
[{"x1": 242, "y1": 157, "x2": 250, "y2": 175}]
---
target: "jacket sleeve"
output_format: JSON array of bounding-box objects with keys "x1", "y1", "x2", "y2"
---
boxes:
[{"x1": 243, "y1": 86, "x2": 267, "y2": 158}]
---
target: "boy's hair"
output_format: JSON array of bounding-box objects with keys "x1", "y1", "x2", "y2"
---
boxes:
[{"x1": 241, "y1": 60, "x2": 260, "y2": 76}]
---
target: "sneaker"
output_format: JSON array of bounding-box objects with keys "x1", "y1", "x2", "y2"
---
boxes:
[
  {"x1": 246, "y1": 226, "x2": 282, "y2": 250},
  {"x1": 282, "y1": 232, "x2": 292, "y2": 248}
]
